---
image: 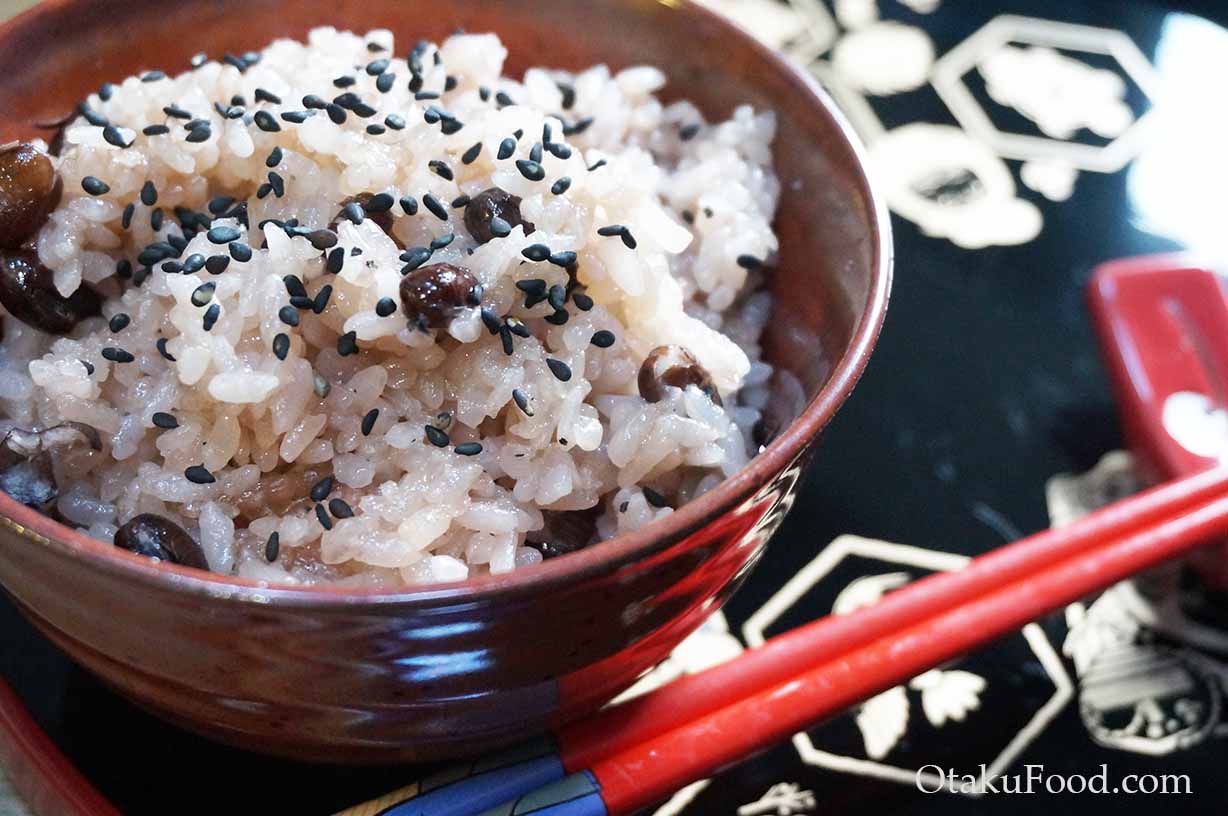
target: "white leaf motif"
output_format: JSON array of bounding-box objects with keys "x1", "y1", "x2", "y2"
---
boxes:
[
  {"x1": 856, "y1": 685, "x2": 909, "y2": 759},
  {"x1": 910, "y1": 669, "x2": 987, "y2": 727}
]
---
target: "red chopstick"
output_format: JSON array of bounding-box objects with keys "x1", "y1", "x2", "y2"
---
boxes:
[
  {"x1": 591, "y1": 491, "x2": 1228, "y2": 813},
  {"x1": 557, "y1": 465, "x2": 1228, "y2": 769}
]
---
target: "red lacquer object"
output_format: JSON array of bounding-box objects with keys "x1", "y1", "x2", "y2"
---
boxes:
[{"x1": 1088, "y1": 255, "x2": 1228, "y2": 587}]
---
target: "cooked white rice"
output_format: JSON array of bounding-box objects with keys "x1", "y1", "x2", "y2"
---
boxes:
[{"x1": 1, "y1": 28, "x2": 779, "y2": 585}]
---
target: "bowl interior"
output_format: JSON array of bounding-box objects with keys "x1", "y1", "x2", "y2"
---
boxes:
[{"x1": 0, "y1": 0, "x2": 888, "y2": 595}]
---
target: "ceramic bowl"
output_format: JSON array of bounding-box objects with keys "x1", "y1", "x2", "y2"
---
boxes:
[{"x1": 0, "y1": 0, "x2": 891, "y2": 762}]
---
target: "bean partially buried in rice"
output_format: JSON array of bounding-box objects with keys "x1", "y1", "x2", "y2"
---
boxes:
[
  {"x1": 400, "y1": 263, "x2": 482, "y2": 330},
  {"x1": 0, "y1": 142, "x2": 62, "y2": 249},
  {"x1": 2, "y1": 28, "x2": 780, "y2": 585},
  {"x1": 113, "y1": 514, "x2": 209, "y2": 569}
]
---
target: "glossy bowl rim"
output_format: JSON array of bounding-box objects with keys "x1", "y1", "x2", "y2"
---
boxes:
[{"x1": 0, "y1": 0, "x2": 893, "y2": 608}]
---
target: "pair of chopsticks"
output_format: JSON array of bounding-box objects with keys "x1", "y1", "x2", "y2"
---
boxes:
[{"x1": 343, "y1": 466, "x2": 1228, "y2": 816}]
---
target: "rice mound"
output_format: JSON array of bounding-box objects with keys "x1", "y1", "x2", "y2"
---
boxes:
[{"x1": 2, "y1": 28, "x2": 779, "y2": 585}]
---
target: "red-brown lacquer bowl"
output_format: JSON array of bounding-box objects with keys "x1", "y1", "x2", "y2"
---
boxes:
[{"x1": 0, "y1": 0, "x2": 891, "y2": 762}]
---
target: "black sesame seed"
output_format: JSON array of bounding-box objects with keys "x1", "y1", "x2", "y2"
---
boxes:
[
  {"x1": 313, "y1": 285, "x2": 333, "y2": 314},
  {"x1": 400, "y1": 195, "x2": 418, "y2": 215},
  {"x1": 621, "y1": 229, "x2": 637, "y2": 249},
  {"x1": 529, "y1": 142, "x2": 543, "y2": 163},
  {"x1": 682, "y1": 210, "x2": 695, "y2": 224},
  {"x1": 376, "y1": 73, "x2": 396, "y2": 94},
  {"x1": 440, "y1": 118, "x2": 464, "y2": 135},
  {"x1": 429, "y1": 160, "x2": 453, "y2": 181},
  {"x1": 150, "y1": 208, "x2": 165, "y2": 231},
  {"x1": 341, "y1": 201, "x2": 365, "y2": 225},
  {"x1": 488, "y1": 216, "x2": 511, "y2": 238},
  {"x1": 184, "y1": 465, "x2": 214, "y2": 484},
  {"x1": 137, "y1": 245, "x2": 171, "y2": 267},
  {"x1": 309, "y1": 476, "x2": 333, "y2": 502},
  {"x1": 366, "y1": 58, "x2": 390, "y2": 75},
  {"x1": 329, "y1": 498, "x2": 355, "y2": 518},
  {"x1": 365, "y1": 193, "x2": 394, "y2": 213},
  {"x1": 423, "y1": 194, "x2": 448, "y2": 221},
  {"x1": 444, "y1": 74, "x2": 458, "y2": 92},
  {"x1": 401, "y1": 246, "x2": 432, "y2": 271},
  {"x1": 289, "y1": 295, "x2": 313, "y2": 310},
  {"x1": 101, "y1": 347, "x2": 133, "y2": 363},
  {"x1": 325, "y1": 247, "x2": 345, "y2": 274},
  {"x1": 272, "y1": 332, "x2": 289, "y2": 360},
  {"x1": 385, "y1": 113, "x2": 406, "y2": 130},
  {"x1": 450, "y1": 194, "x2": 470, "y2": 209},
  {"x1": 564, "y1": 117, "x2": 594, "y2": 136},
  {"x1": 336, "y1": 325, "x2": 360, "y2": 355},
  {"x1": 373, "y1": 297, "x2": 397, "y2": 318},
  {"x1": 516, "y1": 278, "x2": 546, "y2": 295},
  {"x1": 143, "y1": 124, "x2": 170, "y2": 136},
  {"x1": 588, "y1": 159, "x2": 607, "y2": 172},
  {"x1": 462, "y1": 142, "x2": 482, "y2": 164},
  {"x1": 265, "y1": 147, "x2": 283, "y2": 168},
  {"x1": 430, "y1": 233, "x2": 455, "y2": 251},
  {"x1": 305, "y1": 229, "x2": 337, "y2": 250},
  {"x1": 590, "y1": 329, "x2": 616, "y2": 348},
  {"x1": 80, "y1": 359, "x2": 95, "y2": 375},
  {"x1": 191, "y1": 282, "x2": 215, "y2": 307},
  {"x1": 546, "y1": 142, "x2": 572, "y2": 160},
  {"x1": 643, "y1": 487, "x2": 670, "y2": 508},
  {"x1": 80, "y1": 105, "x2": 108, "y2": 126},
  {"x1": 163, "y1": 104, "x2": 191, "y2": 119},
  {"x1": 207, "y1": 226, "x2": 240, "y2": 244},
  {"x1": 511, "y1": 388, "x2": 533, "y2": 416},
  {"x1": 361, "y1": 408, "x2": 380, "y2": 435},
  {"x1": 141, "y1": 70, "x2": 166, "y2": 82},
  {"x1": 179, "y1": 254, "x2": 204, "y2": 274},
  {"x1": 333, "y1": 75, "x2": 357, "y2": 88},
  {"x1": 206, "y1": 196, "x2": 233, "y2": 215},
  {"x1": 160, "y1": 259, "x2": 182, "y2": 274},
  {"x1": 736, "y1": 254, "x2": 763, "y2": 270},
  {"x1": 108, "y1": 313, "x2": 130, "y2": 333},
  {"x1": 544, "y1": 309, "x2": 569, "y2": 326},
  {"x1": 499, "y1": 325, "x2": 514, "y2": 355},
  {"x1": 325, "y1": 104, "x2": 347, "y2": 124},
  {"x1": 278, "y1": 305, "x2": 299, "y2": 326},
  {"x1": 264, "y1": 531, "x2": 280, "y2": 562},
  {"x1": 495, "y1": 91, "x2": 515, "y2": 107},
  {"x1": 679, "y1": 123, "x2": 701, "y2": 141},
  {"x1": 546, "y1": 358, "x2": 572, "y2": 382},
  {"x1": 81, "y1": 176, "x2": 109, "y2": 196},
  {"x1": 116, "y1": 258, "x2": 133, "y2": 279},
  {"x1": 255, "y1": 88, "x2": 281, "y2": 104},
  {"x1": 551, "y1": 177, "x2": 572, "y2": 196},
  {"x1": 99, "y1": 82, "x2": 115, "y2": 101},
  {"x1": 424, "y1": 425, "x2": 449, "y2": 447},
  {"x1": 515, "y1": 159, "x2": 545, "y2": 181},
  {"x1": 102, "y1": 125, "x2": 133, "y2": 149},
  {"x1": 265, "y1": 171, "x2": 284, "y2": 198},
  {"x1": 597, "y1": 225, "x2": 624, "y2": 237},
  {"x1": 202, "y1": 303, "x2": 220, "y2": 331},
  {"x1": 366, "y1": 123, "x2": 386, "y2": 135},
  {"x1": 522, "y1": 244, "x2": 550, "y2": 262},
  {"x1": 352, "y1": 102, "x2": 378, "y2": 118},
  {"x1": 315, "y1": 503, "x2": 333, "y2": 530},
  {"x1": 367, "y1": 41, "x2": 385, "y2": 52},
  {"x1": 121, "y1": 203, "x2": 135, "y2": 229},
  {"x1": 454, "y1": 442, "x2": 482, "y2": 456},
  {"x1": 504, "y1": 317, "x2": 529, "y2": 338},
  {"x1": 302, "y1": 94, "x2": 327, "y2": 109},
  {"x1": 480, "y1": 308, "x2": 501, "y2": 334},
  {"x1": 152, "y1": 412, "x2": 178, "y2": 429},
  {"x1": 547, "y1": 284, "x2": 566, "y2": 311},
  {"x1": 253, "y1": 110, "x2": 281, "y2": 132},
  {"x1": 548, "y1": 251, "x2": 576, "y2": 268},
  {"x1": 185, "y1": 125, "x2": 212, "y2": 143},
  {"x1": 496, "y1": 137, "x2": 517, "y2": 161},
  {"x1": 280, "y1": 110, "x2": 312, "y2": 124},
  {"x1": 283, "y1": 275, "x2": 307, "y2": 298},
  {"x1": 226, "y1": 244, "x2": 251, "y2": 265},
  {"x1": 156, "y1": 337, "x2": 175, "y2": 361},
  {"x1": 133, "y1": 266, "x2": 150, "y2": 286},
  {"x1": 479, "y1": 85, "x2": 492, "y2": 102}
]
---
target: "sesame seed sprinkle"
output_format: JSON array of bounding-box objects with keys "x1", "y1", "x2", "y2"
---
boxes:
[
  {"x1": 361, "y1": 408, "x2": 379, "y2": 435},
  {"x1": 522, "y1": 244, "x2": 550, "y2": 262},
  {"x1": 229, "y1": 242, "x2": 253, "y2": 262},
  {"x1": 325, "y1": 247, "x2": 345, "y2": 274},
  {"x1": 499, "y1": 325, "x2": 514, "y2": 355},
  {"x1": 264, "y1": 532, "x2": 280, "y2": 562},
  {"x1": 313, "y1": 285, "x2": 333, "y2": 314},
  {"x1": 278, "y1": 305, "x2": 299, "y2": 327},
  {"x1": 643, "y1": 487, "x2": 670, "y2": 508},
  {"x1": 337, "y1": 330, "x2": 358, "y2": 356},
  {"x1": 423, "y1": 193, "x2": 448, "y2": 221},
  {"x1": 375, "y1": 297, "x2": 397, "y2": 317},
  {"x1": 108, "y1": 313, "x2": 130, "y2": 333},
  {"x1": 156, "y1": 337, "x2": 175, "y2": 361},
  {"x1": 254, "y1": 110, "x2": 281, "y2": 132},
  {"x1": 548, "y1": 251, "x2": 576, "y2": 268},
  {"x1": 80, "y1": 359, "x2": 95, "y2": 375},
  {"x1": 450, "y1": 194, "x2": 470, "y2": 209},
  {"x1": 272, "y1": 332, "x2": 290, "y2": 360},
  {"x1": 191, "y1": 282, "x2": 216, "y2": 307},
  {"x1": 515, "y1": 159, "x2": 545, "y2": 181},
  {"x1": 281, "y1": 110, "x2": 312, "y2": 124},
  {"x1": 454, "y1": 442, "x2": 482, "y2": 456},
  {"x1": 480, "y1": 308, "x2": 501, "y2": 334},
  {"x1": 254, "y1": 88, "x2": 281, "y2": 104},
  {"x1": 310, "y1": 476, "x2": 334, "y2": 502},
  {"x1": 207, "y1": 226, "x2": 241, "y2": 244},
  {"x1": 462, "y1": 142, "x2": 482, "y2": 164},
  {"x1": 184, "y1": 465, "x2": 215, "y2": 484},
  {"x1": 401, "y1": 246, "x2": 432, "y2": 271},
  {"x1": 376, "y1": 73, "x2": 396, "y2": 93},
  {"x1": 202, "y1": 303, "x2": 220, "y2": 331},
  {"x1": 101, "y1": 347, "x2": 134, "y2": 363},
  {"x1": 121, "y1": 203, "x2": 135, "y2": 229},
  {"x1": 142, "y1": 124, "x2": 170, "y2": 136},
  {"x1": 81, "y1": 176, "x2": 109, "y2": 196},
  {"x1": 546, "y1": 359, "x2": 572, "y2": 382},
  {"x1": 385, "y1": 114, "x2": 406, "y2": 130},
  {"x1": 425, "y1": 425, "x2": 450, "y2": 447},
  {"x1": 529, "y1": 142, "x2": 543, "y2": 163},
  {"x1": 736, "y1": 254, "x2": 763, "y2": 270},
  {"x1": 497, "y1": 137, "x2": 516, "y2": 160},
  {"x1": 329, "y1": 498, "x2": 355, "y2": 518},
  {"x1": 551, "y1": 177, "x2": 571, "y2": 195},
  {"x1": 152, "y1": 412, "x2": 178, "y2": 429},
  {"x1": 266, "y1": 146, "x2": 283, "y2": 167},
  {"x1": 429, "y1": 160, "x2": 454, "y2": 181},
  {"x1": 315, "y1": 503, "x2": 333, "y2": 530},
  {"x1": 591, "y1": 330, "x2": 616, "y2": 348},
  {"x1": 512, "y1": 388, "x2": 533, "y2": 416}
]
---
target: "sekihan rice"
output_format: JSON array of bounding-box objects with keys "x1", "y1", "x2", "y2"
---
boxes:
[{"x1": 0, "y1": 28, "x2": 780, "y2": 586}]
